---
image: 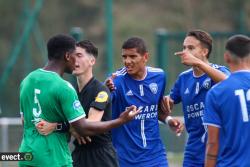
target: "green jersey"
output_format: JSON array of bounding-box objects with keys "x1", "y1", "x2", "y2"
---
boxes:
[{"x1": 19, "y1": 69, "x2": 85, "y2": 167}]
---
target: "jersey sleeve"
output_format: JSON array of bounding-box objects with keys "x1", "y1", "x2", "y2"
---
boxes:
[
  {"x1": 203, "y1": 89, "x2": 221, "y2": 128},
  {"x1": 160, "y1": 72, "x2": 167, "y2": 98},
  {"x1": 219, "y1": 66, "x2": 231, "y2": 76},
  {"x1": 90, "y1": 85, "x2": 111, "y2": 111},
  {"x1": 20, "y1": 96, "x2": 23, "y2": 116},
  {"x1": 210, "y1": 65, "x2": 231, "y2": 86},
  {"x1": 19, "y1": 82, "x2": 24, "y2": 116},
  {"x1": 110, "y1": 77, "x2": 119, "y2": 102},
  {"x1": 59, "y1": 82, "x2": 86, "y2": 123},
  {"x1": 169, "y1": 75, "x2": 182, "y2": 104}
]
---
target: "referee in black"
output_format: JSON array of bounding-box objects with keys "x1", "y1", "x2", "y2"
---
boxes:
[{"x1": 71, "y1": 40, "x2": 119, "y2": 167}]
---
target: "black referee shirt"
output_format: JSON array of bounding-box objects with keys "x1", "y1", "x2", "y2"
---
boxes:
[{"x1": 74, "y1": 77, "x2": 112, "y2": 148}]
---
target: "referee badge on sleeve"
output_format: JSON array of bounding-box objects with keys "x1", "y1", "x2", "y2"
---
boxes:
[{"x1": 95, "y1": 91, "x2": 108, "y2": 103}]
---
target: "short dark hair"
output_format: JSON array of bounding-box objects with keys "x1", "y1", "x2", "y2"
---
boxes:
[
  {"x1": 226, "y1": 35, "x2": 250, "y2": 58},
  {"x1": 187, "y1": 30, "x2": 213, "y2": 58},
  {"x1": 76, "y1": 40, "x2": 98, "y2": 58},
  {"x1": 122, "y1": 37, "x2": 147, "y2": 54},
  {"x1": 47, "y1": 34, "x2": 76, "y2": 60}
]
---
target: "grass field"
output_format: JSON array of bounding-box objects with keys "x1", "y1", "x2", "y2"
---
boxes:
[{"x1": 168, "y1": 152, "x2": 183, "y2": 167}]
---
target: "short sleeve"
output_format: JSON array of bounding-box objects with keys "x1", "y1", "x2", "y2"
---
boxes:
[
  {"x1": 111, "y1": 77, "x2": 119, "y2": 103},
  {"x1": 19, "y1": 82, "x2": 24, "y2": 116},
  {"x1": 20, "y1": 98, "x2": 23, "y2": 116},
  {"x1": 160, "y1": 72, "x2": 167, "y2": 98},
  {"x1": 210, "y1": 65, "x2": 231, "y2": 87},
  {"x1": 90, "y1": 86, "x2": 110, "y2": 111},
  {"x1": 219, "y1": 66, "x2": 231, "y2": 76},
  {"x1": 169, "y1": 76, "x2": 182, "y2": 104},
  {"x1": 203, "y1": 89, "x2": 221, "y2": 128},
  {"x1": 59, "y1": 82, "x2": 86, "y2": 123}
]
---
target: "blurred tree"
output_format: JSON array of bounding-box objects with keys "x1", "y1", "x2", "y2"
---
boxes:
[{"x1": 0, "y1": 0, "x2": 249, "y2": 117}]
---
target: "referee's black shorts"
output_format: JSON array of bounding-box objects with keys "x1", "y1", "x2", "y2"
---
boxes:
[{"x1": 72, "y1": 142, "x2": 119, "y2": 167}]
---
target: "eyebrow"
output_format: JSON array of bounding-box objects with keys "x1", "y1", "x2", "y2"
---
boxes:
[{"x1": 122, "y1": 53, "x2": 138, "y2": 56}]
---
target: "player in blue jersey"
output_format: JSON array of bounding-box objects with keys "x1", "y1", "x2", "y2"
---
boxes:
[
  {"x1": 162, "y1": 30, "x2": 230, "y2": 167},
  {"x1": 204, "y1": 35, "x2": 250, "y2": 167},
  {"x1": 105, "y1": 37, "x2": 184, "y2": 167}
]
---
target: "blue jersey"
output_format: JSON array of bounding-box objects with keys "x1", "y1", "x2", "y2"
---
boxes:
[
  {"x1": 169, "y1": 63, "x2": 230, "y2": 166},
  {"x1": 204, "y1": 71, "x2": 250, "y2": 167},
  {"x1": 111, "y1": 66, "x2": 168, "y2": 167}
]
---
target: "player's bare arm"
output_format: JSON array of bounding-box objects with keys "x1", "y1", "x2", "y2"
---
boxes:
[
  {"x1": 175, "y1": 51, "x2": 227, "y2": 83},
  {"x1": 36, "y1": 108, "x2": 106, "y2": 144},
  {"x1": 36, "y1": 106, "x2": 139, "y2": 137},
  {"x1": 160, "y1": 95, "x2": 174, "y2": 115},
  {"x1": 205, "y1": 126, "x2": 219, "y2": 167},
  {"x1": 87, "y1": 107, "x2": 104, "y2": 122},
  {"x1": 71, "y1": 105, "x2": 140, "y2": 136},
  {"x1": 194, "y1": 61, "x2": 227, "y2": 83},
  {"x1": 70, "y1": 126, "x2": 91, "y2": 145},
  {"x1": 158, "y1": 100, "x2": 184, "y2": 135},
  {"x1": 70, "y1": 107, "x2": 104, "y2": 144}
]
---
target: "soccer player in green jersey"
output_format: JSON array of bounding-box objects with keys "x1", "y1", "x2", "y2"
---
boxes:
[{"x1": 19, "y1": 34, "x2": 140, "y2": 167}]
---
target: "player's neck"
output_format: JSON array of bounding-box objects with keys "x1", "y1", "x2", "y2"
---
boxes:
[
  {"x1": 76, "y1": 71, "x2": 93, "y2": 92},
  {"x1": 193, "y1": 67, "x2": 204, "y2": 77},
  {"x1": 130, "y1": 67, "x2": 147, "y2": 80},
  {"x1": 193, "y1": 59, "x2": 209, "y2": 77},
  {"x1": 230, "y1": 64, "x2": 250, "y2": 72},
  {"x1": 43, "y1": 61, "x2": 64, "y2": 76}
]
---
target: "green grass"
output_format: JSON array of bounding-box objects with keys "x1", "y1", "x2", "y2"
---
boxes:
[{"x1": 168, "y1": 152, "x2": 183, "y2": 167}]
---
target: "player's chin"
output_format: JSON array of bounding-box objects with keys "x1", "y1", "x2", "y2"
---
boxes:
[
  {"x1": 72, "y1": 69, "x2": 83, "y2": 76},
  {"x1": 127, "y1": 71, "x2": 135, "y2": 76},
  {"x1": 72, "y1": 70, "x2": 78, "y2": 75},
  {"x1": 126, "y1": 69, "x2": 135, "y2": 75}
]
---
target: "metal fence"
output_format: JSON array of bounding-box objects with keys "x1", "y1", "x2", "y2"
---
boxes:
[{"x1": 0, "y1": 117, "x2": 186, "y2": 167}]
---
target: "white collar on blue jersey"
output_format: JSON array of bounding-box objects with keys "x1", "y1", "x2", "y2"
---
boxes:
[
  {"x1": 233, "y1": 70, "x2": 250, "y2": 74},
  {"x1": 128, "y1": 67, "x2": 148, "y2": 81}
]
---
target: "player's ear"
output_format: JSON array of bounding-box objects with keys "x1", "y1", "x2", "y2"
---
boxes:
[
  {"x1": 64, "y1": 52, "x2": 71, "y2": 61},
  {"x1": 90, "y1": 56, "x2": 96, "y2": 66},
  {"x1": 143, "y1": 52, "x2": 149, "y2": 63},
  {"x1": 202, "y1": 48, "x2": 209, "y2": 59},
  {"x1": 224, "y1": 51, "x2": 231, "y2": 65}
]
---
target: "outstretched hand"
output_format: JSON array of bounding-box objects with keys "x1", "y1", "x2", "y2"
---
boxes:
[
  {"x1": 119, "y1": 105, "x2": 141, "y2": 123},
  {"x1": 105, "y1": 73, "x2": 117, "y2": 91}
]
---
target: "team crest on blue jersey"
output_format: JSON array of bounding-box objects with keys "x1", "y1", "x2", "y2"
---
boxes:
[
  {"x1": 202, "y1": 78, "x2": 211, "y2": 89},
  {"x1": 73, "y1": 100, "x2": 81, "y2": 109},
  {"x1": 149, "y1": 83, "x2": 158, "y2": 94}
]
